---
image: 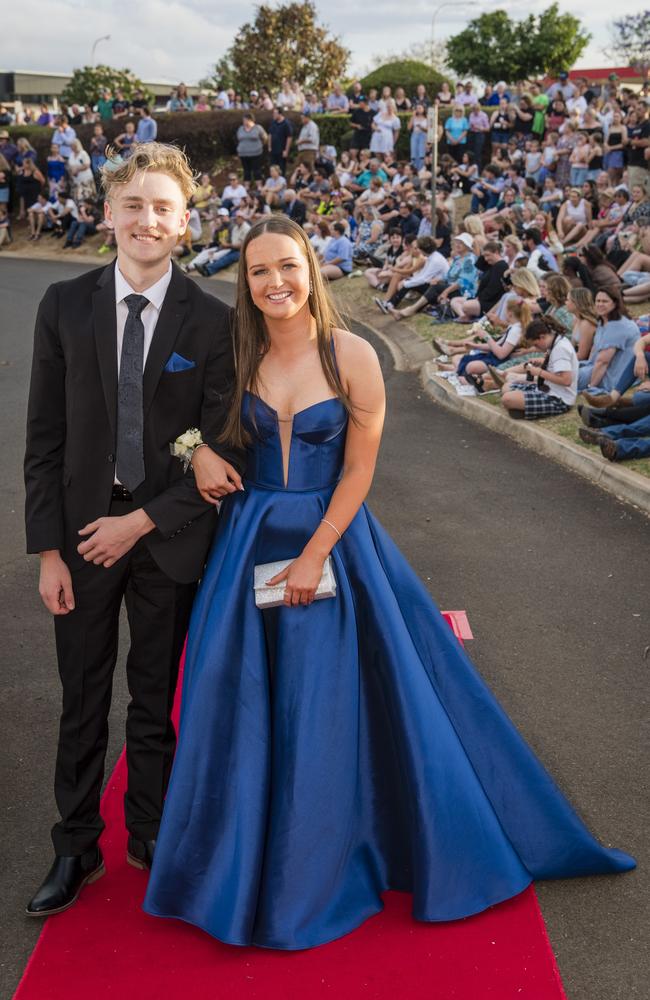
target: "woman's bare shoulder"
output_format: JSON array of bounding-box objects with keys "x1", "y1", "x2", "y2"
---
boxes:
[{"x1": 332, "y1": 327, "x2": 380, "y2": 369}]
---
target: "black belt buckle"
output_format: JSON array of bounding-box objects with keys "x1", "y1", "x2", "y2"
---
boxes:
[{"x1": 111, "y1": 485, "x2": 133, "y2": 502}]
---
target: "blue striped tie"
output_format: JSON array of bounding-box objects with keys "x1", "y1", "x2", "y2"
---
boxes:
[{"x1": 116, "y1": 294, "x2": 148, "y2": 491}]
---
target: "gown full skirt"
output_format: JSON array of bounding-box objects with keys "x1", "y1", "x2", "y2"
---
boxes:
[{"x1": 143, "y1": 394, "x2": 635, "y2": 950}]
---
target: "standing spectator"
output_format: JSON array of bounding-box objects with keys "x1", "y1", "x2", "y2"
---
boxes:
[
  {"x1": 96, "y1": 89, "x2": 113, "y2": 122},
  {"x1": 276, "y1": 78, "x2": 294, "y2": 108},
  {"x1": 569, "y1": 133, "x2": 590, "y2": 187},
  {"x1": 111, "y1": 89, "x2": 129, "y2": 118},
  {"x1": 394, "y1": 87, "x2": 411, "y2": 112},
  {"x1": 626, "y1": 109, "x2": 650, "y2": 194},
  {"x1": 15, "y1": 137, "x2": 37, "y2": 169},
  {"x1": 490, "y1": 97, "x2": 513, "y2": 155},
  {"x1": 268, "y1": 108, "x2": 293, "y2": 176},
  {"x1": 303, "y1": 92, "x2": 323, "y2": 115},
  {"x1": 467, "y1": 104, "x2": 490, "y2": 164},
  {"x1": 348, "y1": 81, "x2": 365, "y2": 109},
  {"x1": 136, "y1": 106, "x2": 157, "y2": 143},
  {"x1": 320, "y1": 220, "x2": 353, "y2": 280},
  {"x1": 296, "y1": 112, "x2": 320, "y2": 169},
  {"x1": 408, "y1": 104, "x2": 428, "y2": 171},
  {"x1": 36, "y1": 104, "x2": 54, "y2": 126},
  {"x1": 326, "y1": 83, "x2": 349, "y2": 115},
  {"x1": 53, "y1": 117, "x2": 76, "y2": 160},
  {"x1": 510, "y1": 96, "x2": 534, "y2": 150},
  {"x1": 445, "y1": 106, "x2": 469, "y2": 163},
  {"x1": 67, "y1": 139, "x2": 96, "y2": 200},
  {"x1": 349, "y1": 96, "x2": 374, "y2": 156},
  {"x1": 370, "y1": 99, "x2": 400, "y2": 157},
  {"x1": 46, "y1": 143, "x2": 67, "y2": 195},
  {"x1": 603, "y1": 110, "x2": 627, "y2": 185},
  {"x1": 169, "y1": 83, "x2": 194, "y2": 112},
  {"x1": 412, "y1": 84, "x2": 430, "y2": 109},
  {"x1": 236, "y1": 113, "x2": 267, "y2": 182},
  {"x1": 195, "y1": 92, "x2": 212, "y2": 112},
  {"x1": 16, "y1": 158, "x2": 45, "y2": 220}
]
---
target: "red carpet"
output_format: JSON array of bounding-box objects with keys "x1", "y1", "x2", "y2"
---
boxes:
[{"x1": 15, "y1": 613, "x2": 567, "y2": 1000}]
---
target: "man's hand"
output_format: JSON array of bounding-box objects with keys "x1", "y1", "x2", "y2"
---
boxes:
[
  {"x1": 39, "y1": 550, "x2": 75, "y2": 615},
  {"x1": 77, "y1": 509, "x2": 155, "y2": 568},
  {"x1": 191, "y1": 447, "x2": 244, "y2": 504}
]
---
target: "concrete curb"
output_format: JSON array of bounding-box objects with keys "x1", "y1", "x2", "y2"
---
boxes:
[{"x1": 422, "y1": 362, "x2": 650, "y2": 516}]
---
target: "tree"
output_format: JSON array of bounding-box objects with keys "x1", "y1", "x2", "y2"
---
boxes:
[
  {"x1": 446, "y1": 4, "x2": 590, "y2": 82},
  {"x1": 61, "y1": 65, "x2": 152, "y2": 107},
  {"x1": 608, "y1": 11, "x2": 650, "y2": 72},
  {"x1": 198, "y1": 55, "x2": 240, "y2": 96},
  {"x1": 228, "y1": 2, "x2": 350, "y2": 95}
]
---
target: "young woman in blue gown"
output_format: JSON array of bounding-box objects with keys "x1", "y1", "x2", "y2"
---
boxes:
[{"x1": 143, "y1": 216, "x2": 635, "y2": 950}]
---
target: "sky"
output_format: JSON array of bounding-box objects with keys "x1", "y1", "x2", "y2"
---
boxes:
[{"x1": 2, "y1": 0, "x2": 643, "y2": 85}]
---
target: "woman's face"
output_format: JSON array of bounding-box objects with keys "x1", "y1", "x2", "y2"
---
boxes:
[
  {"x1": 500, "y1": 98, "x2": 509, "y2": 110},
  {"x1": 534, "y1": 213, "x2": 546, "y2": 228},
  {"x1": 539, "y1": 279, "x2": 548, "y2": 298},
  {"x1": 566, "y1": 295, "x2": 577, "y2": 315},
  {"x1": 594, "y1": 290, "x2": 616, "y2": 319},
  {"x1": 390, "y1": 232, "x2": 402, "y2": 247},
  {"x1": 631, "y1": 185, "x2": 644, "y2": 203},
  {"x1": 245, "y1": 231, "x2": 311, "y2": 321},
  {"x1": 569, "y1": 189, "x2": 580, "y2": 205}
]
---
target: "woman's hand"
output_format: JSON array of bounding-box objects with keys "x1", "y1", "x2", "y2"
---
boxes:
[
  {"x1": 266, "y1": 551, "x2": 326, "y2": 606},
  {"x1": 191, "y1": 447, "x2": 244, "y2": 502},
  {"x1": 634, "y1": 355, "x2": 649, "y2": 380}
]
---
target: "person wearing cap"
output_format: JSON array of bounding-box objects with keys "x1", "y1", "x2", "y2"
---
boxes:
[
  {"x1": 268, "y1": 107, "x2": 293, "y2": 176},
  {"x1": 296, "y1": 111, "x2": 320, "y2": 170},
  {"x1": 199, "y1": 210, "x2": 251, "y2": 276},
  {"x1": 248, "y1": 90, "x2": 260, "y2": 109},
  {"x1": 545, "y1": 72, "x2": 577, "y2": 102}
]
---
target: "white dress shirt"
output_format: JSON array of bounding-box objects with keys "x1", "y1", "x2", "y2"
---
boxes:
[
  {"x1": 113, "y1": 262, "x2": 172, "y2": 483},
  {"x1": 114, "y1": 261, "x2": 172, "y2": 375}
]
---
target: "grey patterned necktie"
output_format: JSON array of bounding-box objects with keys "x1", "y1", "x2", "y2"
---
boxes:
[{"x1": 116, "y1": 293, "x2": 149, "y2": 491}]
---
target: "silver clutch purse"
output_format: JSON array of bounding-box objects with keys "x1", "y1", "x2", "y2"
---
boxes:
[{"x1": 253, "y1": 556, "x2": 336, "y2": 609}]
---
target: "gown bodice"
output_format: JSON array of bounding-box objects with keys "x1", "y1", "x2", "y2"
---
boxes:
[{"x1": 242, "y1": 391, "x2": 348, "y2": 492}]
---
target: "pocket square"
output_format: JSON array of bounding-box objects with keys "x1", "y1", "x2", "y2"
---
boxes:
[{"x1": 164, "y1": 352, "x2": 196, "y2": 373}]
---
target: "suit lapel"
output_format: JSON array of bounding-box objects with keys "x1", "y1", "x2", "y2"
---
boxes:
[
  {"x1": 92, "y1": 263, "x2": 118, "y2": 442},
  {"x1": 143, "y1": 264, "x2": 189, "y2": 417}
]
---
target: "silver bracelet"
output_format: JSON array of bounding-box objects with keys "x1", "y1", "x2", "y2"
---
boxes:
[{"x1": 321, "y1": 517, "x2": 342, "y2": 541}]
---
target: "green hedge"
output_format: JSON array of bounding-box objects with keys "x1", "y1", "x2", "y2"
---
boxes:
[
  {"x1": 360, "y1": 61, "x2": 451, "y2": 100},
  {"x1": 8, "y1": 106, "x2": 455, "y2": 177}
]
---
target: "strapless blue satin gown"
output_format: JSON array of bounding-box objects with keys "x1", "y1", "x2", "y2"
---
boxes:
[{"x1": 144, "y1": 392, "x2": 635, "y2": 950}]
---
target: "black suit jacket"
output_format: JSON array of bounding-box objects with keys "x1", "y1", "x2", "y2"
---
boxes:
[{"x1": 24, "y1": 262, "x2": 245, "y2": 583}]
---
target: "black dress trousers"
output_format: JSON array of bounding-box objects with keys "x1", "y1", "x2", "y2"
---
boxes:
[{"x1": 51, "y1": 502, "x2": 196, "y2": 856}]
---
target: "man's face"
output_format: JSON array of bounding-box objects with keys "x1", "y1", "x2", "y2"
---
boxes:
[{"x1": 104, "y1": 171, "x2": 189, "y2": 270}]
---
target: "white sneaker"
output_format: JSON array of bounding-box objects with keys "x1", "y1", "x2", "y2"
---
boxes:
[{"x1": 456, "y1": 384, "x2": 478, "y2": 396}]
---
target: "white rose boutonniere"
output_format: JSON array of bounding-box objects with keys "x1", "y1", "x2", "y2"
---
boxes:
[{"x1": 170, "y1": 427, "x2": 204, "y2": 471}]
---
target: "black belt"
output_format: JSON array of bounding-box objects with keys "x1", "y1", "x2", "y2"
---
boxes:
[{"x1": 111, "y1": 485, "x2": 133, "y2": 502}]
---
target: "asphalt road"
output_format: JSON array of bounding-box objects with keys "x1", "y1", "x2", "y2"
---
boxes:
[{"x1": 1, "y1": 258, "x2": 648, "y2": 1000}]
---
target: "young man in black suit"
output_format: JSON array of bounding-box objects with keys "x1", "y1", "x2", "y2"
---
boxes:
[{"x1": 24, "y1": 142, "x2": 245, "y2": 915}]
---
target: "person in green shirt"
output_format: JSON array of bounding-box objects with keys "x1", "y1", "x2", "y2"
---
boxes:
[
  {"x1": 96, "y1": 89, "x2": 113, "y2": 122},
  {"x1": 530, "y1": 84, "x2": 549, "y2": 139}
]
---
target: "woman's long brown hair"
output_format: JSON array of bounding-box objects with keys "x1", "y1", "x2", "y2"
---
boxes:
[{"x1": 220, "y1": 215, "x2": 354, "y2": 450}]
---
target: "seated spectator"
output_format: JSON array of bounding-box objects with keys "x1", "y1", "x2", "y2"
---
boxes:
[
  {"x1": 67, "y1": 138, "x2": 96, "y2": 200},
  {"x1": 353, "y1": 205, "x2": 384, "y2": 261},
  {"x1": 438, "y1": 297, "x2": 532, "y2": 390},
  {"x1": 86, "y1": 124, "x2": 107, "y2": 178},
  {"x1": 320, "y1": 221, "x2": 353, "y2": 280},
  {"x1": 0, "y1": 202, "x2": 9, "y2": 247},
  {"x1": 450, "y1": 240, "x2": 509, "y2": 321},
  {"x1": 363, "y1": 229, "x2": 405, "y2": 288},
  {"x1": 63, "y1": 198, "x2": 100, "y2": 248},
  {"x1": 580, "y1": 245, "x2": 622, "y2": 295},
  {"x1": 136, "y1": 106, "x2": 157, "y2": 143},
  {"x1": 579, "y1": 393, "x2": 650, "y2": 461},
  {"x1": 309, "y1": 219, "x2": 333, "y2": 256},
  {"x1": 27, "y1": 193, "x2": 52, "y2": 240},
  {"x1": 262, "y1": 165, "x2": 287, "y2": 207},
  {"x1": 376, "y1": 236, "x2": 449, "y2": 313},
  {"x1": 537, "y1": 273, "x2": 573, "y2": 333},
  {"x1": 445, "y1": 106, "x2": 469, "y2": 162},
  {"x1": 581, "y1": 325, "x2": 650, "y2": 410},
  {"x1": 501, "y1": 315, "x2": 579, "y2": 419},
  {"x1": 36, "y1": 103, "x2": 54, "y2": 126},
  {"x1": 282, "y1": 188, "x2": 307, "y2": 227},
  {"x1": 566, "y1": 286, "x2": 597, "y2": 360},
  {"x1": 221, "y1": 172, "x2": 248, "y2": 211},
  {"x1": 522, "y1": 226, "x2": 559, "y2": 278},
  {"x1": 390, "y1": 232, "x2": 477, "y2": 319},
  {"x1": 169, "y1": 83, "x2": 194, "y2": 112},
  {"x1": 450, "y1": 151, "x2": 479, "y2": 196},
  {"x1": 196, "y1": 210, "x2": 251, "y2": 275},
  {"x1": 556, "y1": 187, "x2": 592, "y2": 249},
  {"x1": 47, "y1": 189, "x2": 78, "y2": 237},
  {"x1": 470, "y1": 163, "x2": 504, "y2": 214},
  {"x1": 577, "y1": 288, "x2": 640, "y2": 395}
]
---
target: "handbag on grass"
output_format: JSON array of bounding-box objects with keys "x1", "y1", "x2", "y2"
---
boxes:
[{"x1": 253, "y1": 556, "x2": 336, "y2": 609}]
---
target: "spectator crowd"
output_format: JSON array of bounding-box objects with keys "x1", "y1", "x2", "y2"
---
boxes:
[{"x1": 1, "y1": 70, "x2": 649, "y2": 461}]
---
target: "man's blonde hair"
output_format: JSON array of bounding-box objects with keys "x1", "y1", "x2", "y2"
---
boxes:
[{"x1": 100, "y1": 141, "x2": 197, "y2": 204}]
